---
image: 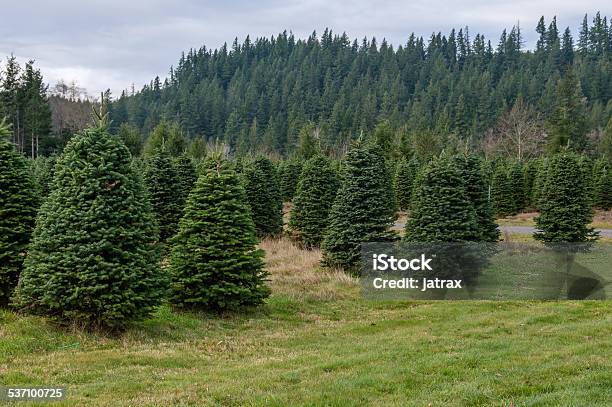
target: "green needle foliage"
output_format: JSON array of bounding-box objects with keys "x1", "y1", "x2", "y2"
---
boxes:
[
  {"x1": 593, "y1": 159, "x2": 612, "y2": 210},
  {"x1": 169, "y1": 155, "x2": 270, "y2": 311},
  {"x1": 289, "y1": 155, "x2": 339, "y2": 248},
  {"x1": 321, "y1": 141, "x2": 396, "y2": 272},
  {"x1": 0, "y1": 120, "x2": 38, "y2": 306},
  {"x1": 455, "y1": 154, "x2": 499, "y2": 242},
  {"x1": 145, "y1": 149, "x2": 182, "y2": 241},
  {"x1": 174, "y1": 154, "x2": 197, "y2": 210},
  {"x1": 534, "y1": 151, "x2": 598, "y2": 243},
  {"x1": 510, "y1": 161, "x2": 525, "y2": 213},
  {"x1": 394, "y1": 156, "x2": 419, "y2": 211},
  {"x1": 13, "y1": 125, "x2": 166, "y2": 329},
  {"x1": 491, "y1": 164, "x2": 515, "y2": 217},
  {"x1": 279, "y1": 159, "x2": 303, "y2": 202},
  {"x1": 405, "y1": 154, "x2": 480, "y2": 242},
  {"x1": 244, "y1": 156, "x2": 283, "y2": 237}
]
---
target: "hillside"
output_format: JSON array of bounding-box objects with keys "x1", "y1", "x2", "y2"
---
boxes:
[{"x1": 109, "y1": 14, "x2": 612, "y2": 155}]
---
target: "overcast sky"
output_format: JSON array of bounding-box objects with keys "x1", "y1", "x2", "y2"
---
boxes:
[{"x1": 1, "y1": 1, "x2": 609, "y2": 97}]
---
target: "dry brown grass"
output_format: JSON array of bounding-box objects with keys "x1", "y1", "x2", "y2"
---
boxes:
[{"x1": 259, "y1": 238, "x2": 357, "y2": 301}]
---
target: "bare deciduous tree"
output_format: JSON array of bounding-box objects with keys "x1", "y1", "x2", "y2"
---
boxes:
[{"x1": 484, "y1": 98, "x2": 546, "y2": 161}]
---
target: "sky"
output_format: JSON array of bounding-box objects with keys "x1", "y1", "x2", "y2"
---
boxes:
[{"x1": 1, "y1": 1, "x2": 609, "y2": 98}]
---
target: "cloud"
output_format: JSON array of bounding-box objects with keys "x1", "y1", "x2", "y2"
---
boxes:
[{"x1": 1, "y1": 0, "x2": 608, "y2": 96}]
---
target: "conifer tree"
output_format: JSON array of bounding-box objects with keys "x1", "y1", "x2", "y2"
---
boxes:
[
  {"x1": 279, "y1": 159, "x2": 303, "y2": 201},
  {"x1": 548, "y1": 68, "x2": 587, "y2": 152},
  {"x1": 510, "y1": 161, "x2": 525, "y2": 213},
  {"x1": 244, "y1": 156, "x2": 283, "y2": 237},
  {"x1": 454, "y1": 154, "x2": 499, "y2": 241},
  {"x1": 173, "y1": 154, "x2": 197, "y2": 210},
  {"x1": 145, "y1": 149, "x2": 182, "y2": 241},
  {"x1": 13, "y1": 115, "x2": 166, "y2": 328},
  {"x1": 394, "y1": 156, "x2": 419, "y2": 211},
  {"x1": 289, "y1": 155, "x2": 339, "y2": 248},
  {"x1": 0, "y1": 119, "x2": 38, "y2": 306},
  {"x1": 593, "y1": 160, "x2": 612, "y2": 210},
  {"x1": 169, "y1": 154, "x2": 270, "y2": 310},
  {"x1": 535, "y1": 151, "x2": 598, "y2": 243},
  {"x1": 491, "y1": 164, "x2": 515, "y2": 217},
  {"x1": 321, "y1": 141, "x2": 396, "y2": 271},
  {"x1": 406, "y1": 155, "x2": 480, "y2": 242}
]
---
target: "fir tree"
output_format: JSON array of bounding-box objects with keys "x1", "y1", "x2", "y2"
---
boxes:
[
  {"x1": 406, "y1": 154, "x2": 480, "y2": 242},
  {"x1": 0, "y1": 119, "x2": 38, "y2": 306},
  {"x1": 491, "y1": 164, "x2": 515, "y2": 217},
  {"x1": 548, "y1": 68, "x2": 587, "y2": 152},
  {"x1": 534, "y1": 151, "x2": 598, "y2": 243},
  {"x1": 144, "y1": 149, "x2": 182, "y2": 241},
  {"x1": 509, "y1": 161, "x2": 525, "y2": 213},
  {"x1": 593, "y1": 160, "x2": 612, "y2": 210},
  {"x1": 173, "y1": 154, "x2": 197, "y2": 210},
  {"x1": 244, "y1": 156, "x2": 283, "y2": 237},
  {"x1": 279, "y1": 159, "x2": 303, "y2": 201},
  {"x1": 394, "y1": 156, "x2": 419, "y2": 211},
  {"x1": 169, "y1": 155, "x2": 270, "y2": 310},
  {"x1": 455, "y1": 154, "x2": 499, "y2": 241},
  {"x1": 13, "y1": 119, "x2": 166, "y2": 328},
  {"x1": 321, "y1": 141, "x2": 396, "y2": 272},
  {"x1": 289, "y1": 155, "x2": 339, "y2": 248}
]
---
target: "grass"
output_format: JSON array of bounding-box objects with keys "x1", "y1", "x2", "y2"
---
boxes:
[{"x1": 1, "y1": 238, "x2": 611, "y2": 406}]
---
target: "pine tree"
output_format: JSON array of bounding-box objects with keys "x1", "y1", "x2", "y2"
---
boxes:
[
  {"x1": 321, "y1": 141, "x2": 396, "y2": 271},
  {"x1": 491, "y1": 164, "x2": 515, "y2": 217},
  {"x1": 394, "y1": 156, "x2": 419, "y2": 211},
  {"x1": 548, "y1": 68, "x2": 587, "y2": 152},
  {"x1": 455, "y1": 154, "x2": 499, "y2": 241},
  {"x1": 13, "y1": 119, "x2": 166, "y2": 328},
  {"x1": 406, "y1": 154, "x2": 480, "y2": 242},
  {"x1": 144, "y1": 149, "x2": 182, "y2": 242},
  {"x1": 244, "y1": 156, "x2": 283, "y2": 237},
  {"x1": 534, "y1": 151, "x2": 598, "y2": 243},
  {"x1": 279, "y1": 159, "x2": 303, "y2": 201},
  {"x1": 0, "y1": 120, "x2": 38, "y2": 306},
  {"x1": 289, "y1": 155, "x2": 339, "y2": 248},
  {"x1": 169, "y1": 155, "x2": 270, "y2": 310},
  {"x1": 173, "y1": 154, "x2": 197, "y2": 210}
]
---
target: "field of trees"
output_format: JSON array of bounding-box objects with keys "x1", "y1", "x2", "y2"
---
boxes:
[{"x1": 0, "y1": 11, "x2": 611, "y2": 406}]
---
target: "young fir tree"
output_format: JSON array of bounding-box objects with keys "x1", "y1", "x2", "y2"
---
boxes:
[
  {"x1": 593, "y1": 159, "x2": 612, "y2": 210},
  {"x1": 144, "y1": 149, "x2": 182, "y2": 241},
  {"x1": 491, "y1": 164, "x2": 515, "y2": 217},
  {"x1": 243, "y1": 156, "x2": 283, "y2": 237},
  {"x1": 279, "y1": 159, "x2": 303, "y2": 201},
  {"x1": 509, "y1": 161, "x2": 526, "y2": 213},
  {"x1": 394, "y1": 156, "x2": 419, "y2": 211},
  {"x1": 405, "y1": 155, "x2": 480, "y2": 242},
  {"x1": 289, "y1": 155, "x2": 339, "y2": 248},
  {"x1": 0, "y1": 119, "x2": 38, "y2": 306},
  {"x1": 321, "y1": 141, "x2": 396, "y2": 271},
  {"x1": 531, "y1": 158, "x2": 549, "y2": 210},
  {"x1": 523, "y1": 159, "x2": 540, "y2": 210},
  {"x1": 173, "y1": 154, "x2": 197, "y2": 210},
  {"x1": 169, "y1": 154, "x2": 270, "y2": 310},
  {"x1": 454, "y1": 154, "x2": 500, "y2": 242},
  {"x1": 13, "y1": 116, "x2": 166, "y2": 328},
  {"x1": 534, "y1": 151, "x2": 598, "y2": 243}
]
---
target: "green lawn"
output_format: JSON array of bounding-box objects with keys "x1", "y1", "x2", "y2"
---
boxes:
[{"x1": 1, "y1": 240, "x2": 611, "y2": 406}]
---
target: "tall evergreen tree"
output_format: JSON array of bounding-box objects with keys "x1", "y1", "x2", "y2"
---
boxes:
[
  {"x1": 535, "y1": 151, "x2": 598, "y2": 243},
  {"x1": 279, "y1": 159, "x2": 303, "y2": 201},
  {"x1": 289, "y1": 155, "x2": 339, "y2": 248},
  {"x1": 548, "y1": 68, "x2": 587, "y2": 152},
  {"x1": 593, "y1": 159, "x2": 612, "y2": 210},
  {"x1": 244, "y1": 156, "x2": 283, "y2": 237},
  {"x1": 394, "y1": 156, "x2": 419, "y2": 211},
  {"x1": 0, "y1": 120, "x2": 38, "y2": 306},
  {"x1": 13, "y1": 118, "x2": 166, "y2": 328},
  {"x1": 173, "y1": 154, "x2": 197, "y2": 210},
  {"x1": 321, "y1": 141, "x2": 396, "y2": 271},
  {"x1": 509, "y1": 161, "x2": 526, "y2": 213},
  {"x1": 169, "y1": 155, "x2": 270, "y2": 310},
  {"x1": 144, "y1": 149, "x2": 182, "y2": 241}
]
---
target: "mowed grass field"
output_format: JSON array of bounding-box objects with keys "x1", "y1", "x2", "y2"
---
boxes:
[{"x1": 1, "y1": 238, "x2": 611, "y2": 406}]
